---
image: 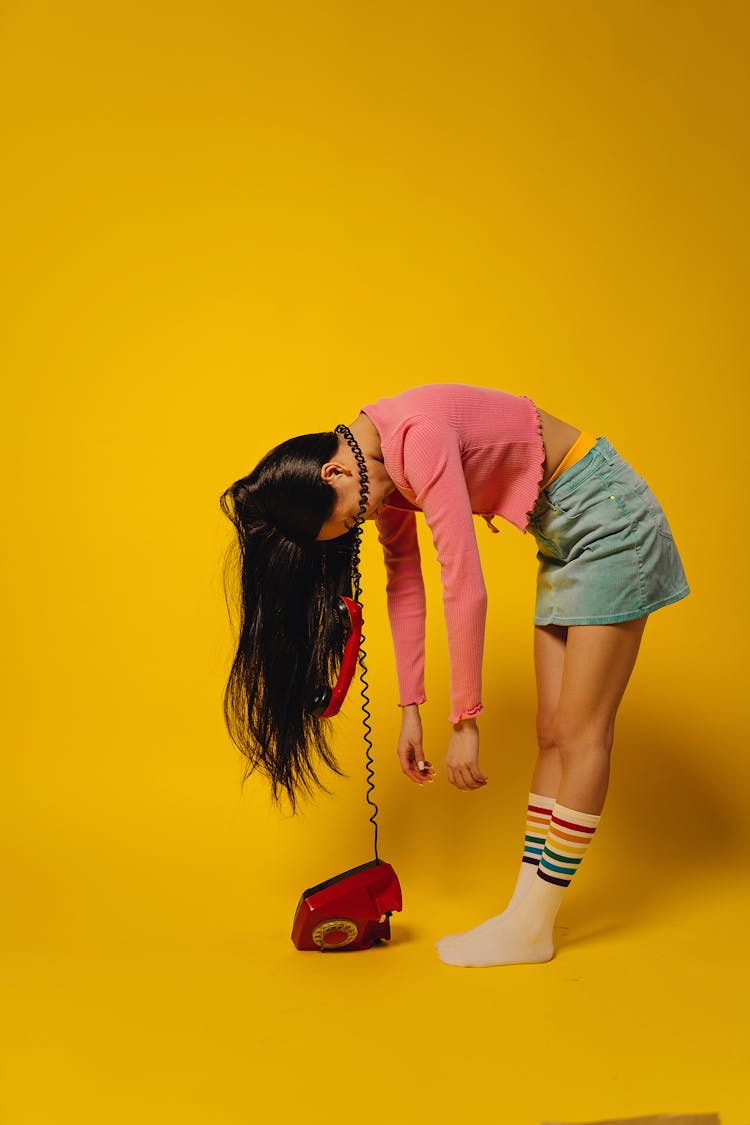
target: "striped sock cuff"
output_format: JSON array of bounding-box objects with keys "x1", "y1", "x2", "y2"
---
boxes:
[
  {"x1": 521, "y1": 792, "x2": 556, "y2": 867},
  {"x1": 537, "y1": 802, "x2": 601, "y2": 887}
]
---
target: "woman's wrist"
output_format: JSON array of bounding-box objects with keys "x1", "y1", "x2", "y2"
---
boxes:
[{"x1": 453, "y1": 716, "x2": 478, "y2": 731}]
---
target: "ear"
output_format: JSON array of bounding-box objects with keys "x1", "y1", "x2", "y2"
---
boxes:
[{"x1": 320, "y1": 460, "x2": 353, "y2": 484}]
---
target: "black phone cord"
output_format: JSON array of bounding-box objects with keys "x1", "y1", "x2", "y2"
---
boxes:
[{"x1": 334, "y1": 423, "x2": 380, "y2": 863}]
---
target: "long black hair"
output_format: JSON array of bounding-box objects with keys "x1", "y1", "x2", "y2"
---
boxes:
[{"x1": 219, "y1": 432, "x2": 358, "y2": 813}]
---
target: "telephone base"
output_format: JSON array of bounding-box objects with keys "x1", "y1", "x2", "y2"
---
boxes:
[{"x1": 291, "y1": 859, "x2": 402, "y2": 952}]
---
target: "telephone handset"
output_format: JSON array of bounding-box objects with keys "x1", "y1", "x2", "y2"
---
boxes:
[{"x1": 307, "y1": 596, "x2": 362, "y2": 719}]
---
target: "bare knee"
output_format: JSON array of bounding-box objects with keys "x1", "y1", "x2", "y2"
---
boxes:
[
  {"x1": 554, "y1": 715, "x2": 615, "y2": 763},
  {"x1": 536, "y1": 713, "x2": 560, "y2": 758}
]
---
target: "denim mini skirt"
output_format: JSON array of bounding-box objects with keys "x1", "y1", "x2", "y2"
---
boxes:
[{"x1": 527, "y1": 437, "x2": 690, "y2": 626}]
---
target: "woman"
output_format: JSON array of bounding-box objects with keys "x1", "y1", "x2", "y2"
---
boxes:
[{"x1": 220, "y1": 384, "x2": 689, "y2": 967}]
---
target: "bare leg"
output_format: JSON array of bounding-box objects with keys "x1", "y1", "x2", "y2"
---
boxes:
[
  {"x1": 438, "y1": 624, "x2": 572, "y2": 941},
  {"x1": 552, "y1": 617, "x2": 647, "y2": 814},
  {"x1": 530, "y1": 623, "x2": 567, "y2": 798},
  {"x1": 500, "y1": 624, "x2": 567, "y2": 910},
  {"x1": 438, "y1": 624, "x2": 569, "y2": 943},
  {"x1": 437, "y1": 617, "x2": 648, "y2": 966}
]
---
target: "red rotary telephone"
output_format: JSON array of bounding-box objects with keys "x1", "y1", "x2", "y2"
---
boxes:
[
  {"x1": 292, "y1": 592, "x2": 403, "y2": 952},
  {"x1": 291, "y1": 859, "x2": 402, "y2": 951}
]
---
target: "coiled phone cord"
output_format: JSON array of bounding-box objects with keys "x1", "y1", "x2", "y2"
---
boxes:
[{"x1": 334, "y1": 423, "x2": 380, "y2": 864}]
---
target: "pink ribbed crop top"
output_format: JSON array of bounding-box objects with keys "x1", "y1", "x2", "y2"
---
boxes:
[{"x1": 361, "y1": 384, "x2": 545, "y2": 724}]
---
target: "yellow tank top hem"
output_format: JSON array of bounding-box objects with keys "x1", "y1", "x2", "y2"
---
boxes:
[{"x1": 540, "y1": 431, "x2": 597, "y2": 491}]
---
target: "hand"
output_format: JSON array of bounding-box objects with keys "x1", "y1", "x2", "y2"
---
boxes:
[
  {"x1": 445, "y1": 720, "x2": 487, "y2": 791},
  {"x1": 396, "y1": 704, "x2": 435, "y2": 785}
]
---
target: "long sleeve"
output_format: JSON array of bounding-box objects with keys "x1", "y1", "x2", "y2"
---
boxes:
[
  {"x1": 362, "y1": 385, "x2": 545, "y2": 722},
  {"x1": 400, "y1": 418, "x2": 487, "y2": 723},
  {"x1": 375, "y1": 505, "x2": 427, "y2": 707}
]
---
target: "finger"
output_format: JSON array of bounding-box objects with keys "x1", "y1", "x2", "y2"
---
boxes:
[
  {"x1": 405, "y1": 761, "x2": 423, "y2": 783},
  {"x1": 453, "y1": 767, "x2": 471, "y2": 791},
  {"x1": 398, "y1": 750, "x2": 419, "y2": 782},
  {"x1": 404, "y1": 752, "x2": 427, "y2": 785},
  {"x1": 411, "y1": 749, "x2": 426, "y2": 782},
  {"x1": 461, "y1": 768, "x2": 478, "y2": 790},
  {"x1": 469, "y1": 767, "x2": 488, "y2": 788},
  {"x1": 468, "y1": 760, "x2": 488, "y2": 782},
  {"x1": 459, "y1": 767, "x2": 483, "y2": 790}
]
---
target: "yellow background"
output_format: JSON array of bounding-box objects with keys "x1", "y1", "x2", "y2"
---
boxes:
[{"x1": 2, "y1": 2, "x2": 748, "y2": 1122}]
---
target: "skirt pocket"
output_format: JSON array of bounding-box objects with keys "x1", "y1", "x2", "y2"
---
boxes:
[{"x1": 633, "y1": 478, "x2": 676, "y2": 540}]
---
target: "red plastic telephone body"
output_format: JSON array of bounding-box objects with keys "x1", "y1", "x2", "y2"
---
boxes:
[{"x1": 291, "y1": 859, "x2": 402, "y2": 951}]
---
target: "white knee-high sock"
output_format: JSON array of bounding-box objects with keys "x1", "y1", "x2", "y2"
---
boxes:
[
  {"x1": 504, "y1": 791, "x2": 556, "y2": 910},
  {"x1": 439, "y1": 792, "x2": 557, "y2": 945},
  {"x1": 436, "y1": 801, "x2": 602, "y2": 967},
  {"x1": 537, "y1": 801, "x2": 601, "y2": 892}
]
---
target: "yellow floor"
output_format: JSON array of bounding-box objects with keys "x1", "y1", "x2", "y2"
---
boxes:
[
  {"x1": 3, "y1": 780, "x2": 749, "y2": 1125},
  {"x1": 2, "y1": 896, "x2": 746, "y2": 1123}
]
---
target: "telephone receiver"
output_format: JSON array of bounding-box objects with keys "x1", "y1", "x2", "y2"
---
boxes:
[{"x1": 307, "y1": 595, "x2": 362, "y2": 718}]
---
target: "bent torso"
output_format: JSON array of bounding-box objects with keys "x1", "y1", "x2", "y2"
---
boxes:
[{"x1": 535, "y1": 407, "x2": 582, "y2": 487}]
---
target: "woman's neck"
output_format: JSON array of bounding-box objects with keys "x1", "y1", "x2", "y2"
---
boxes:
[{"x1": 349, "y1": 412, "x2": 384, "y2": 463}]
